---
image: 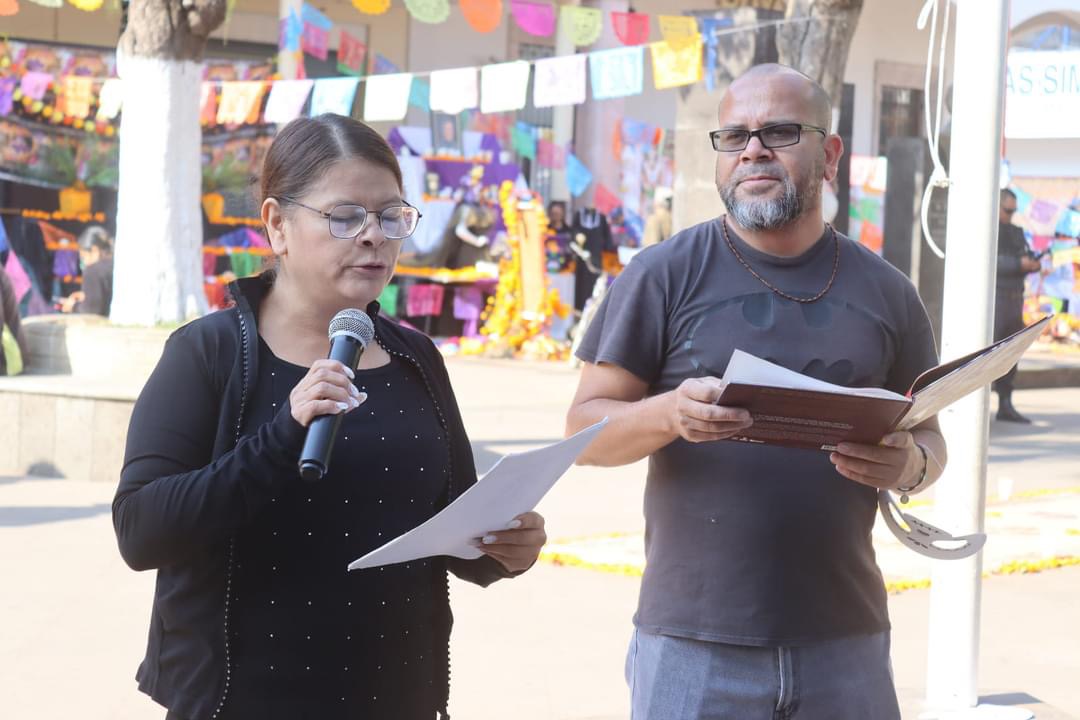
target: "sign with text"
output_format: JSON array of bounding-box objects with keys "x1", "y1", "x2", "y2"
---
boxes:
[{"x1": 1005, "y1": 50, "x2": 1080, "y2": 139}]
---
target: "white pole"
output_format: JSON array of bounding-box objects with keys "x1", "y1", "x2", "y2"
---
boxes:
[
  {"x1": 923, "y1": 1, "x2": 1024, "y2": 718},
  {"x1": 279, "y1": 0, "x2": 304, "y2": 81}
]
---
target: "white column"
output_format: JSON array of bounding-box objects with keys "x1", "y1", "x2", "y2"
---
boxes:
[
  {"x1": 278, "y1": 0, "x2": 305, "y2": 81},
  {"x1": 923, "y1": 1, "x2": 1026, "y2": 719}
]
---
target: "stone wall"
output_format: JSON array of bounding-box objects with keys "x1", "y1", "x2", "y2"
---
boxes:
[{"x1": 0, "y1": 317, "x2": 171, "y2": 482}]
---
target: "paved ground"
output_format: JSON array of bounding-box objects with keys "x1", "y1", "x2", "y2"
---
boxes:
[{"x1": 0, "y1": 359, "x2": 1077, "y2": 719}]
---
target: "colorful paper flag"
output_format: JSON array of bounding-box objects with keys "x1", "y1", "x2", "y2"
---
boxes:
[
  {"x1": 588, "y1": 46, "x2": 644, "y2": 100},
  {"x1": 1029, "y1": 199, "x2": 1060, "y2": 225},
  {"x1": 409, "y1": 78, "x2": 430, "y2": 110},
  {"x1": 698, "y1": 17, "x2": 732, "y2": 91},
  {"x1": 404, "y1": 0, "x2": 450, "y2": 23},
  {"x1": 25, "y1": 0, "x2": 61, "y2": 7},
  {"x1": 200, "y1": 83, "x2": 218, "y2": 125},
  {"x1": 263, "y1": 79, "x2": 313, "y2": 123},
  {"x1": 0, "y1": 77, "x2": 16, "y2": 116},
  {"x1": 372, "y1": 53, "x2": 400, "y2": 75},
  {"x1": 657, "y1": 15, "x2": 699, "y2": 45},
  {"x1": 217, "y1": 82, "x2": 266, "y2": 125},
  {"x1": 511, "y1": 0, "x2": 556, "y2": 37},
  {"x1": 20, "y1": 72, "x2": 52, "y2": 101},
  {"x1": 511, "y1": 122, "x2": 536, "y2": 160},
  {"x1": 337, "y1": 29, "x2": 367, "y2": 76},
  {"x1": 352, "y1": 0, "x2": 389, "y2": 13},
  {"x1": 480, "y1": 61, "x2": 530, "y2": 114},
  {"x1": 61, "y1": 76, "x2": 93, "y2": 118},
  {"x1": 611, "y1": 11, "x2": 650, "y2": 45},
  {"x1": 461, "y1": 0, "x2": 503, "y2": 34},
  {"x1": 560, "y1": 5, "x2": 602, "y2": 46},
  {"x1": 430, "y1": 67, "x2": 478, "y2": 114},
  {"x1": 566, "y1": 152, "x2": 592, "y2": 197},
  {"x1": 310, "y1": 77, "x2": 360, "y2": 116},
  {"x1": 650, "y1": 34, "x2": 703, "y2": 90},
  {"x1": 0, "y1": 0, "x2": 20, "y2": 16},
  {"x1": 68, "y1": 0, "x2": 104, "y2": 10},
  {"x1": 1013, "y1": 187, "x2": 1032, "y2": 214},
  {"x1": 3, "y1": 251, "x2": 31, "y2": 303},
  {"x1": 536, "y1": 139, "x2": 565, "y2": 169},
  {"x1": 363, "y1": 73, "x2": 413, "y2": 122},
  {"x1": 1055, "y1": 208, "x2": 1080, "y2": 237},
  {"x1": 532, "y1": 53, "x2": 586, "y2": 108},
  {"x1": 593, "y1": 183, "x2": 621, "y2": 216},
  {"x1": 301, "y1": 2, "x2": 332, "y2": 30},
  {"x1": 302, "y1": 23, "x2": 329, "y2": 60}
]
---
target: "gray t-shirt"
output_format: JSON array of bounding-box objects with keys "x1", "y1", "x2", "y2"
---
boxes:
[{"x1": 577, "y1": 218, "x2": 938, "y2": 646}]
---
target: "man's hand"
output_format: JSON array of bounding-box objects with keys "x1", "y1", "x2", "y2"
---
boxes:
[
  {"x1": 668, "y1": 377, "x2": 753, "y2": 443},
  {"x1": 59, "y1": 291, "x2": 85, "y2": 313},
  {"x1": 830, "y1": 431, "x2": 925, "y2": 491},
  {"x1": 1021, "y1": 256, "x2": 1041, "y2": 273}
]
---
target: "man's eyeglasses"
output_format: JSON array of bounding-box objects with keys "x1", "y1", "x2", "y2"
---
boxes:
[
  {"x1": 280, "y1": 198, "x2": 422, "y2": 240},
  {"x1": 1001, "y1": 206, "x2": 1017, "y2": 216},
  {"x1": 709, "y1": 123, "x2": 828, "y2": 153}
]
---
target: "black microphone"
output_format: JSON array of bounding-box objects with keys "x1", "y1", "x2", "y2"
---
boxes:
[{"x1": 298, "y1": 308, "x2": 375, "y2": 482}]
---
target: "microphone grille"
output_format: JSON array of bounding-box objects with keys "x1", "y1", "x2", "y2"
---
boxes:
[{"x1": 328, "y1": 308, "x2": 375, "y2": 346}]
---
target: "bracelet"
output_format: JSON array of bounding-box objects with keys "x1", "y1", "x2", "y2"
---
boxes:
[{"x1": 897, "y1": 443, "x2": 929, "y2": 504}]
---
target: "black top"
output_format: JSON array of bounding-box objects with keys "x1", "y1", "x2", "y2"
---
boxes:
[
  {"x1": 226, "y1": 344, "x2": 449, "y2": 717},
  {"x1": 577, "y1": 220, "x2": 938, "y2": 646},
  {"x1": 114, "y1": 274, "x2": 513, "y2": 720},
  {"x1": 77, "y1": 256, "x2": 113, "y2": 316}
]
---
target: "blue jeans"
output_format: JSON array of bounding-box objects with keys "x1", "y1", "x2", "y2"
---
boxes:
[{"x1": 626, "y1": 628, "x2": 901, "y2": 720}]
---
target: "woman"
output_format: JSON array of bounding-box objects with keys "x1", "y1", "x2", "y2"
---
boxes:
[
  {"x1": 60, "y1": 225, "x2": 113, "y2": 316},
  {"x1": 113, "y1": 114, "x2": 546, "y2": 720}
]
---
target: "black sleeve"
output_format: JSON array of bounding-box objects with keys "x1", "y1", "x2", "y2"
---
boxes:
[
  {"x1": 885, "y1": 281, "x2": 941, "y2": 395},
  {"x1": 113, "y1": 328, "x2": 308, "y2": 571},
  {"x1": 77, "y1": 263, "x2": 110, "y2": 315},
  {"x1": 422, "y1": 340, "x2": 518, "y2": 587}
]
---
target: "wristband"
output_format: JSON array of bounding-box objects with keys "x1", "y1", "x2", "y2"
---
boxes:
[{"x1": 897, "y1": 443, "x2": 929, "y2": 504}]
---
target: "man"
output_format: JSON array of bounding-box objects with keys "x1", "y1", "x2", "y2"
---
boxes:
[
  {"x1": 994, "y1": 189, "x2": 1041, "y2": 423},
  {"x1": 565, "y1": 64, "x2": 946, "y2": 719},
  {"x1": 60, "y1": 226, "x2": 113, "y2": 316}
]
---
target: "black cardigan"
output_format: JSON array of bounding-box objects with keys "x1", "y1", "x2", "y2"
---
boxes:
[{"x1": 113, "y1": 274, "x2": 511, "y2": 720}]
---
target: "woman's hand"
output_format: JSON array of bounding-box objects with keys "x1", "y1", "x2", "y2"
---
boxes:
[
  {"x1": 289, "y1": 359, "x2": 367, "y2": 428},
  {"x1": 476, "y1": 511, "x2": 547, "y2": 573}
]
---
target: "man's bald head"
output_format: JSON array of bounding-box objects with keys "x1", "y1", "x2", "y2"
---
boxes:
[
  {"x1": 714, "y1": 63, "x2": 843, "y2": 234},
  {"x1": 722, "y1": 63, "x2": 832, "y2": 130}
]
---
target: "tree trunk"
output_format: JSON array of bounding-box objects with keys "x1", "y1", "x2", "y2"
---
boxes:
[
  {"x1": 672, "y1": 2, "x2": 864, "y2": 233},
  {"x1": 110, "y1": 0, "x2": 227, "y2": 325}
]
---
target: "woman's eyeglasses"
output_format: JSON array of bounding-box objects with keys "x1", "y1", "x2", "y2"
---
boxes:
[
  {"x1": 280, "y1": 198, "x2": 422, "y2": 240},
  {"x1": 709, "y1": 123, "x2": 828, "y2": 153}
]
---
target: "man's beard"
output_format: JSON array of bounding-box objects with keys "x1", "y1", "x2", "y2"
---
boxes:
[{"x1": 719, "y1": 162, "x2": 821, "y2": 232}]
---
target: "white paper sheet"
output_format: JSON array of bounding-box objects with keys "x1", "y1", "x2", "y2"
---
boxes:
[
  {"x1": 348, "y1": 419, "x2": 608, "y2": 571},
  {"x1": 722, "y1": 349, "x2": 908, "y2": 402}
]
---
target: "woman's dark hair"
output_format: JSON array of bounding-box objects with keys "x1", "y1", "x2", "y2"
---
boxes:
[{"x1": 259, "y1": 114, "x2": 403, "y2": 208}]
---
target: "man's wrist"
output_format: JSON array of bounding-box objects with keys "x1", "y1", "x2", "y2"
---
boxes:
[{"x1": 896, "y1": 443, "x2": 929, "y2": 502}]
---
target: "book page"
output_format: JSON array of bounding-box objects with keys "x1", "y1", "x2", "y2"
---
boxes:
[
  {"x1": 723, "y1": 349, "x2": 908, "y2": 402},
  {"x1": 897, "y1": 317, "x2": 1051, "y2": 430}
]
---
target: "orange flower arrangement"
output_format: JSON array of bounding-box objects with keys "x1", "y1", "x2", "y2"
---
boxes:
[{"x1": 461, "y1": 181, "x2": 570, "y2": 360}]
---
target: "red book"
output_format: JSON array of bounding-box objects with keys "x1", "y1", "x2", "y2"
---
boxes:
[{"x1": 715, "y1": 316, "x2": 1052, "y2": 451}]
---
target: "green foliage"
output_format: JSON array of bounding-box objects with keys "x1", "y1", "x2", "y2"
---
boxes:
[{"x1": 202, "y1": 152, "x2": 250, "y2": 192}]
